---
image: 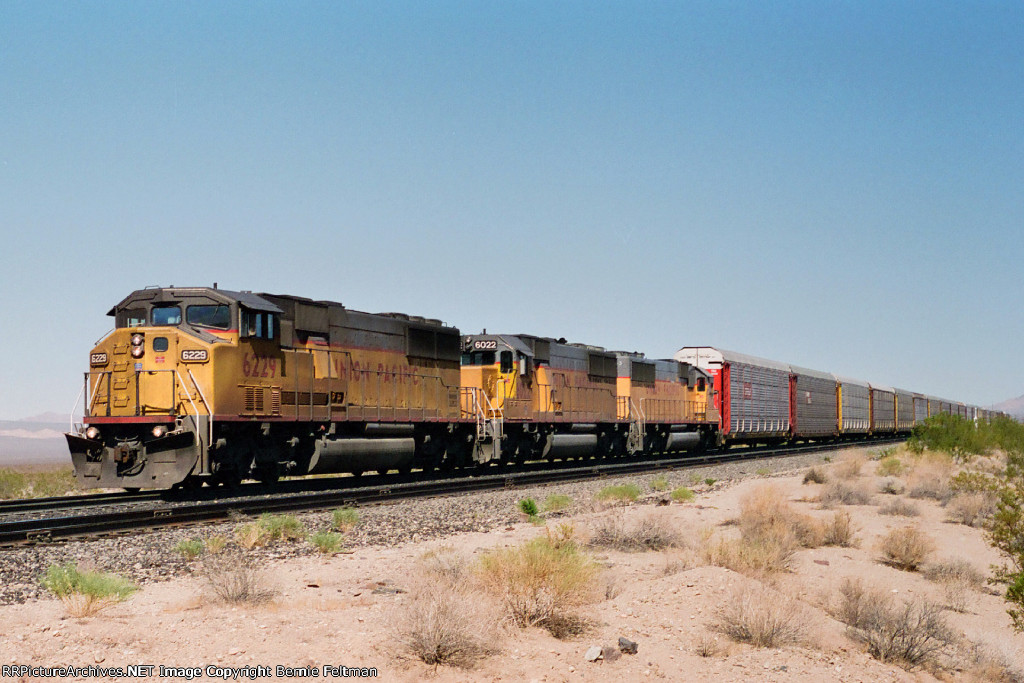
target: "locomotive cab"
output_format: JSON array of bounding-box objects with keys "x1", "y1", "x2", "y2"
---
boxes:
[{"x1": 67, "y1": 287, "x2": 281, "y2": 489}]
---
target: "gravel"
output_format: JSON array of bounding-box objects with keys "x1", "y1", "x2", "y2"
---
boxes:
[{"x1": 0, "y1": 448, "x2": 849, "y2": 605}]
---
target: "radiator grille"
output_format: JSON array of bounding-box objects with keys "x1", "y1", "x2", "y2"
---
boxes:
[{"x1": 244, "y1": 386, "x2": 264, "y2": 413}]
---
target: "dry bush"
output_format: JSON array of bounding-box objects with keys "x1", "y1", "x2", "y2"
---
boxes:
[
  {"x1": 200, "y1": 550, "x2": 277, "y2": 605},
  {"x1": 477, "y1": 536, "x2": 599, "y2": 638},
  {"x1": 819, "y1": 480, "x2": 874, "y2": 507},
  {"x1": 589, "y1": 513, "x2": 683, "y2": 552},
  {"x1": 694, "y1": 632, "x2": 722, "y2": 657},
  {"x1": 714, "y1": 584, "x2": 808, "y2": 648},
  {"x1": 802, "y1": 467, "x2": 828, "y2": 485},
  {"x1": 924, "y1": 559, "x2": 985, "y2": 614},
  {"x1": 661, "y1": 549, "x2": 698, "y2": 576},
  {"x1": 234, "y1": 522, "x2": 269, "y2": 549},
  {"x1": 739, "y1": 484, "x2": 823, "y2": 548},
  {"x1": 392, "y1": 566, "x2": 502, "y2": 667},
  {"x1": 823, "y1": 511, "x2": 858, "y2": 547},
  {"x1": 878, "y1": 526, "x2": 934, "y2": 571},
  {"x1": 879, "y1": 497, "x2": 920, "y2": 517},
  {"x1": 833, "y1": 453, "x2": 865, "y2": 480},
  {"x1": 907, "y1": 457, "x2": 954, "y2": 501},
  {"x1": 946, "y1": 492, "x2": 997, "y2": 527},
  {"x1": 419, "y1": 545, "x2": 469, "y2": 583},
  {"x1": 701, "y1": 535, "x2": 795, "y2": 577},
  {"x1": 833, "y1": 579, "x2": 956, "y2": 669},
  {"x1": 879, "y1": 477, "x2": 906, "y2": 495},
  {"x1": 962, "y1": 635, "x2": 1024, "y2": 683}
]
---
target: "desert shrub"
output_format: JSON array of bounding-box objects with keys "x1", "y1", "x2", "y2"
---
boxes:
[
  {"x1": 878, "y1": 526, "x2": 934, "y2": 571},
  {"x1": 802, "y1": 467, "x2": 828, "y2": 485},
  {"x1": 924, "y1": 559, "x2": 985, "y2": 614},
  {"x1": 739, "y1": 485, "x2": 819, "y2": 548},
  {"x1": 946, "y1": 492, "x2": 997, "y2": 527},
  {"x1": 477, "y1": 535, "x2": 599, "y2": 637},
  {"x1": 819, "y1": 480, "x2": 873, "y2": 507},
  {"x1": 714, "y1": 584, "x2": 807, "y2": 648},
  {"x1": 694, "y1": 632, "x2": 721, "y2": 657},
  {"x1": 908, "y1": 414, "x2": 989, "y2": 460},
  {"x1": 309, "y1": 531, "x2": 343, "y2": 554},
  {"x1": 962, "y1": 635, "x2": 1024, "y2": 683},
  {"x1": 201, "y1": 550, "x2": 276, "y2": 605},
  {"x1": 234, "y1": 522, "x2": 269, "y2": 549},
  {"x1": 40, "y1": 563, "x2": 137, "y2": 617},
  {"x1": 0, "y1": 468, "x2": 27, "y2": 498},
  {"x1": 833, "y1": 578, "x2": 955, "y2": 668},
  {"x1": 542, "y1": 494, "x2": 572, "y2": 512},
  {"x1": 589, "y1": 514, "x2": 682, "y2": 552},
  {"x1": 879, "y1": 477, "x2": 906, "y2": 495},
  {"x1": 702, "y1": 535, "x2": 795, "y2": 576},
  {"x1": 755, "y1": 467, "x2": 770, "y2": 476},
  {"x1": 834, "y1": 454, "x2": 865, "y2": 479},
  {"x1": 650, "y1": 475, "x2": 670, "y2": 491},
  {"x1": 877, "y1": 456, "x2": 906, "y2": 477},
  {"x1": 705, "y1": 478, "x2": 717, "y2": 487},
  {"x1": 175, "y1": 538, "x2": 204, "y2": 560},
  {"x1": 0, "y1": 468, "x2": 79, "y2": 499},
  {"x1": 670, "y1": 486, "x2": 695, "y2": 502},
  {"x1": 950, "y1": 470, "x2": 1000, "y2": 494},
  {"x1": 823, "y1": 511, "x2": 858, "y2": 547},
  {"x1": 595, "y1": 483, "x2": 640, "y2": 503},
  {"x1": 662, "y1": 549, "x2": 698, "y2": 576},
  {"x1": 332, "y1": 507, "x2": 360, "y2": 532},
  {"x1": 419, "y1": 546, "x2": 468, "y2": 582},
  {"x1": 906, "y1": 456, "x2": 954, "y2": 501},
  {"x1": 517, "y1": 498, "x2": 539, "y2": 517},
  {"x1": 258, "y1": 513, "x2": 306, "y2": 541},
  {"x1": 393, "y1": 573, "x2": 501, "y2": 667},
  {"x1": 203, "y1": 535, "x2": 227, "y2": 554},
  {"x1": 879, "y1": 497, "x2": 920, "y2": 517}
]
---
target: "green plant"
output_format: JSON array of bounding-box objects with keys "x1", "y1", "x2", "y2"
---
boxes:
[
  {"x1": 670, "y1": 486, "x2": 695, "y2": 503},
  {"x1": 704, "y1": 478, "x2": 717, "y2": 487},
  {"x1": 258, "y1": 513, "x2": 306, "y2": 541},
  {"x1": 40, "y1": 563, "x2": 137, "y2": 616},
  {"x1": 542, "y1": 493, "x2": 572, "y2": 512},
  {"x1": 204, "y1": 535, "x2": 228, "y2": 554},
  {"x1": 595, "y1": 483, "x2": 641, "y2": 503},
  {"x1": 175, "y1": 538, "x2": 205, "y2": 560},
  {"x1": 877, "y1": 456, "x2": 906, "y2": 477},
  {"x1": 650, "y1": 475, "x2": 670, "y2": 491},
  {"x1": 755, "y1": 467, "x2": 770, "y2": 477},
  {"x1": 309, "y1": 531, "x2": 343, "y2": 554},
  {"x1": 518, "y1": 498, "x2": 539, "y2": 517},
  {"x1": 332, "y1": 507, "x2": 360, "y2": 532}
]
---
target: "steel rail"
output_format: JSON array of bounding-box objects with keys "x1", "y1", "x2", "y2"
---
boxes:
[{"x1": 0, "y1": 438, "x2": 903, "y2": 546}]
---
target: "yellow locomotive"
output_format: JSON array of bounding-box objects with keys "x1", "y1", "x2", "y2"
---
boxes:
[{"x1": 67, "y1": 287, "x2": 469, "y2": 489}]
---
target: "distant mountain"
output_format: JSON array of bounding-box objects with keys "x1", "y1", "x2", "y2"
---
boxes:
[
  {"x1": 0, "y1": 413, "x2": 69, "y2": 466},
  {"x1": 19, "y1": 411, "x2": 67, "y2": 424},
  {"x1": 991, "y1": 395, "x2": 1024, "y2": 419}
]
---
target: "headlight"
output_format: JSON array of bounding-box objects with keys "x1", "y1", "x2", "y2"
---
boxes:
[
  {"x1": 85, "y1": 426, "x2": 101, "y2": 440},
  {"x1": 131, "y1": 333, "x2": 144, "y2": 346},
  {"x1": 131, "y1": 346, "x2": 144, "y2": 358},
  {"x1": 152, "y1": 425, "x2": 167, "y2": 438}
]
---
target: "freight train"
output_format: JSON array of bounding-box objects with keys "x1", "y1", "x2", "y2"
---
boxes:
[{"x1": 65, "y1": 287, "x2": 994, "y2": 490}]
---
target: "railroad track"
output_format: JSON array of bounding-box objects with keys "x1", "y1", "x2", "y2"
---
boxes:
[{"x1": 0, "y1": 438, "x2": 903, "y2": 546}]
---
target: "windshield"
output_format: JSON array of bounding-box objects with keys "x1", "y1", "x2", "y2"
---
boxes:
[
  {"x1": 152, "y1": 305, "x2": 182, "y2": 326},
  {"x1": 187, "y1": 304, "x2": 232, "y2": 330},
  {"x1": 461, "y1": 351, "x2": 496, "y2": 366}
]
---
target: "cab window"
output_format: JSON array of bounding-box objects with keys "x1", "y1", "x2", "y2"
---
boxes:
[
  {"x1": 152, "y1": 305, "x2": 182, "y2": 326},
  {"x1": 241, "y1": 309, "x2": 276, "y2": 340},
  {"x1": 500, "y1": 351, "x2": 514, "y2": 373},
  {"x1": 187, "y1": 305, "x2": 232, "y2": 330},
  {"x1": 461, "y1": 351, "x2": 496, "y2": 366},
  {"x1": 120, "y1": 309, "x2": 146, "y2": 327}
]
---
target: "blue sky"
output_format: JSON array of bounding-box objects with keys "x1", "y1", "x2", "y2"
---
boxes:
[{"x1": 1, "y1": 1, "x2": 1021, "y2": 419}]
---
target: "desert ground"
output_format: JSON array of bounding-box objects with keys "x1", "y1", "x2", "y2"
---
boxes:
[{"x1": 1, "y1": 446, "x2": 1022, "y2": 682}]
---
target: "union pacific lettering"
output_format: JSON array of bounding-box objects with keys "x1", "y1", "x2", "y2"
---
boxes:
[{"x1": 333, "y1": 358, "x2": 422, "y2": 385}]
